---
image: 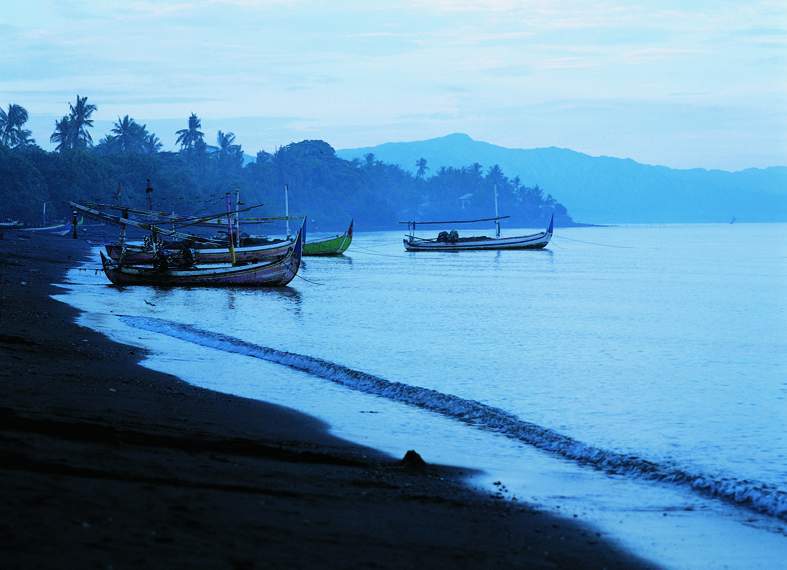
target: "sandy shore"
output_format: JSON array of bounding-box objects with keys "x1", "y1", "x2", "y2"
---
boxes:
[{"x1": 0, "y1": 229, "x2": 656, "y2": 569}]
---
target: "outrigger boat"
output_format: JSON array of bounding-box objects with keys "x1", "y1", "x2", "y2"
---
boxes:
[
  {"x1": 273, "y1": 185, "x2": 352, "y2": 256},
  {"x1": 401, "y1": 185, "x2": 553, "y2": 252},
  {"x1": 105, "y1": 236, "x2": 294, "y2": 265},
  {"x1": 100, "y1": 227, "x2": 303, "y2": 287},
  {"x1": 71, "y1": 201, "x2": 295, "y2": 264},
  {"x1": 304, "y1": 220, "x2": 353, "y2": 256},
  {"x1": 402, "y1": 215, "x2": 553, "y2": 251}
]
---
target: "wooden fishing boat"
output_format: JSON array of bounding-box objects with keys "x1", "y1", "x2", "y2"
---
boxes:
[
  {"x1": 21, "y1": 223, "x2": 72, "y2": 236},
  {"x1": 402, "y1": 184, "x2": 553, "y2": 252},
  {"x1": 100, "y1": 228, "x2": 303, "y2": 287},
  {"x1": 304, "y1": 220, "x2": 353, "y2": 256},
  {"x1": 105, "y1": 236, "x2": 294, "y2": 265},
  {"x1": 403, "y1": 215, "x2": 553, "y2": 251}
]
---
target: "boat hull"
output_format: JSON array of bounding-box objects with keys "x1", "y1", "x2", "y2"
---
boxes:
[
  {"x1": 101, "y1": 230, "x2": 303, "y2": 287},
  {"x1": 404, "y1": 230, "x2": 552, "y2": 252},
  {"x1": 105, "y1": 238, "x2": 293, "y2": 265},
  {"x1": 303, "y1": 221, "x2": 353, "y2": 256}
]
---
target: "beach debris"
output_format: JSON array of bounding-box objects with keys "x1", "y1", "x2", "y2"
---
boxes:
[{"x1": 400, "y1": 449, "x2": 426, "y2": 470}]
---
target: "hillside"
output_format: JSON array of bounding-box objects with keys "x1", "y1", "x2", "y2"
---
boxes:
[
  {"x1": 339, "y1": 134, "x2": 787, "y2": 224},
  {"x1": 0, "y1": 140, "x2": 571, "y2": 231}
]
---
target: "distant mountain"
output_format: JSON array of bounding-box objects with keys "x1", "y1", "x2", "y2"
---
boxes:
[{"x1": 339, "y1": 134, "x2": 787, "y2": 224}]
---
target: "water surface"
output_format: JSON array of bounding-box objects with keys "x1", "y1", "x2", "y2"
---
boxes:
[{"x1": 59, "y1": 223, "x2": 787, "y2": 569}]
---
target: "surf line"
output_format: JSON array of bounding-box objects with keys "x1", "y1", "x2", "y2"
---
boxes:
[{"x1": 122, "y1": 315, "x2": 786, "y2": 522}]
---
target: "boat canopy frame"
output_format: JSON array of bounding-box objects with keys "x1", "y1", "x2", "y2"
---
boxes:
[{"x1": 398, "y1": 215, "x2": 510, "y2": 238}]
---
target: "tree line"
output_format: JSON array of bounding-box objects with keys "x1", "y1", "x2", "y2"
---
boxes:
[{"x1": 0, "y1": 96, "x2": 573, "y2": 230}]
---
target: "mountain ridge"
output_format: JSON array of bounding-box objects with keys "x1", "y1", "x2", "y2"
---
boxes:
[{"x1": 338, "y1": 134, "x2": 787, "y2": 223}]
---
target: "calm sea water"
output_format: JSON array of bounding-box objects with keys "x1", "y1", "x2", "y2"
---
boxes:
[{"x1": 59, "y1": 223, "x2": 787, "y2": 569}]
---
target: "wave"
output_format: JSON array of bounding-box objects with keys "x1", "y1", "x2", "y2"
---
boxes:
[{"x1": 123, "y1": 315, "x2": 787, "y2": 521}]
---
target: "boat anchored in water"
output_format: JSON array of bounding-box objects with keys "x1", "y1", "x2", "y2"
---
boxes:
[
  {"x1": 402, "y1": 215, "x2": 553, "y2": 251},
  {"x1": 402, "y1": 185, "x2": 553, "y2": 252},
  {"x1": 304, "y1": 220, "x2": 353, "y2": 256}
]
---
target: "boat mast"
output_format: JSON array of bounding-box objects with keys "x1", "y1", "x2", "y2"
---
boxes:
[
  {"x1": 42, "y1": 201, "x2": 47, "y2": 226},
  {"x1": 119, "y1": 208, "x2": 128, "y2": 247},
  {"x1": 145, "y1": 179, "x2": 154, "y2": 211},
  {"x1": 284, "y1": 184, "x2": 291, "y2": 238},
  {"x1": 225, "y1": 193, "x2": 237, "y2": 265},
  {"x1": 494, "y1": 184, "x2": 501, "y2": 238},
  {"x1": 235, "y1": 189, "x2": 241, "y2": 248}
]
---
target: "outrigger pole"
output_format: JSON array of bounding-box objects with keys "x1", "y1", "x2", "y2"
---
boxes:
[
  {"x1": 398, "y1": 216, "x2": 510, "y2": 225},
  {"x1": 494, "y1": 184, "x2": 501, "y2": 238},
  {"x1": 284, "y1": 184, "x2": 291, "y2": 238},
  {"x1": 225, "y1": 193, "x2": 237, "y2": 265},
  {"x1": 235, "y1": 189, "x2": 241, "y2": 248}
]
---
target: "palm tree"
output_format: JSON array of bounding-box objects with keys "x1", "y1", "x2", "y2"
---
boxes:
[
  {"x1": 216, "y1": 130, "x2": 242, "y2": 168},
  {"x1": 175, "y1": 113, "x2": 205, "y2": 152},
  {"x1": 415, "y1": 157, "x2": 429, "y2": 179},
  {"x1": 109, "y1": 115, "x2": 146, "y2": 153},
  {"x1": 50, "y1": 115, "x2": 75, "y2": 152},
  {"x1": 143, "y1": 132, "x2": 162, "y2": 154},
  {"x1": 216, "y1": 130, "x2": 237, "y2": 153},
  {"x1": 67, "y1": 95, "x2": 97, "y2": 148},
  {"x1": 0, "y1": 104, "x2": 34, "y2": 148}
]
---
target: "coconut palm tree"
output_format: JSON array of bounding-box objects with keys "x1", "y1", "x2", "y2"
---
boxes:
[
  {"x1": 67, "y1": 95, "x2": 97, "y2": 148},
  {"x1": 175, "y1": 113, "x2": 205, "y2": 152},
  {"x1": 415, "y1": 157, "x2": 429, "y2": 179},
  {"x1": 0, "y1": 104, "x2": 34, "y2": 148},
  {"x1": 50, "y1": 115, "x2": 75, "y2": 152},
  {"x1": 109, "y1": 115, "x2": 146, "y2": 153},
  {"x1": 143, "y1": 132, "x2": 162, "y2": 154},
  {"x1": 216, "y1": 130, "x2": 243, "y2": 169}
]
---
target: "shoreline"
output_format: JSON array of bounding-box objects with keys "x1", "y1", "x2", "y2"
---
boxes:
[{"x1": 1, "y1": 230, "x2": 655, "y2": 568}]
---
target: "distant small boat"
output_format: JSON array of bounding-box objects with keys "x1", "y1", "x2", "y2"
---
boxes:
[
  {"x1": 0, "y1": 220, "x2": 23, "y2": 229},
  {"x1": 100, "y1": 228, "x2": 303, "y2": 287},
  {"x1": 304, "y1": 220, "x2": 353, "y2": 256}
]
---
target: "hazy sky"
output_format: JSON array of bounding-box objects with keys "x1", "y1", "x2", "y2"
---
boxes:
[{"x1": 2, "y1": 0, "x2": 786, "y2": 169}]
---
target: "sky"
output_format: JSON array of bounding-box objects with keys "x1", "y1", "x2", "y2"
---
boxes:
[{"x1": 2, "y1": 0, "x2": 786, "y2": 170}]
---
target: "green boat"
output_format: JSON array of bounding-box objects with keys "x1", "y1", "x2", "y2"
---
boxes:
[{"x1": 303, "y1": 220, "x2": 353, "y2": 256}]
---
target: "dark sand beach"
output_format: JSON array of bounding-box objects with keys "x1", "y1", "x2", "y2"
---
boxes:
[{"x1": 0, "y1": 229, "x2": 655, "y2": 569}]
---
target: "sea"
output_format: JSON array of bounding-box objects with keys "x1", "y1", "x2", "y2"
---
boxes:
[{"x1": 57, "y1": 223, "x2": 787, "y2": 569}]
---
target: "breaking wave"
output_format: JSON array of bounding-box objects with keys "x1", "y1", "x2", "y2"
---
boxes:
[{"x1": 123, "y1": 315, "x2": 786, "y2": 521}]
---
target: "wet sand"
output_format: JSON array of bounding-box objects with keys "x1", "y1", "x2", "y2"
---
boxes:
[{"x1": 0, "y1": 229, "x2": 656, "y2": 569}]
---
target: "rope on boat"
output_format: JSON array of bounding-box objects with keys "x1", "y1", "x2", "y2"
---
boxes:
[
  {"x1": 552, "y1": 235, "x2": 634, "y2": 249},
  {"x1": 349, "y1": 246, "x2": 418, "y2": 259},
  {"x1": 293, "y1": 273, "x2": 324, "y2": 286}
]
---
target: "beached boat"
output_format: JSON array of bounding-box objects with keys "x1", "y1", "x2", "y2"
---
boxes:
[
  {"x1": 0, "y1": 220, "x2": 24, "y2": 229},
  {"x1": 402, "y1": 215, "x2": 553, "y2": 251},
  {"x1": 303, "y1": 220, "x2": 353, "y2": 256},
  {"x1": 105, "y1": 236, "x2": 294, "y2": 265},
  {"x1": 100, "y1": 228, "x2": 303, "y2": 287}
]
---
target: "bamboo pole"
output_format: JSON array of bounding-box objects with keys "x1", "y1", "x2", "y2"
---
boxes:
[
  {"x1": 225, "y1": 193, "x2": 237, "y2": 265},
  {"x1": 284, "y1": 184, "x2": 291, "y2": 238}
]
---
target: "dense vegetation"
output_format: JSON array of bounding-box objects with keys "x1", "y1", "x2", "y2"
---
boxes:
[{"x1": 0, "y1": 97, "x2": 571, "y2": 231}]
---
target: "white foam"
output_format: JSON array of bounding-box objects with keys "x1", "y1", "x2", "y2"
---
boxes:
[{"x1": 123, "y1": 315, "x2": 787, "y2": 521}]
